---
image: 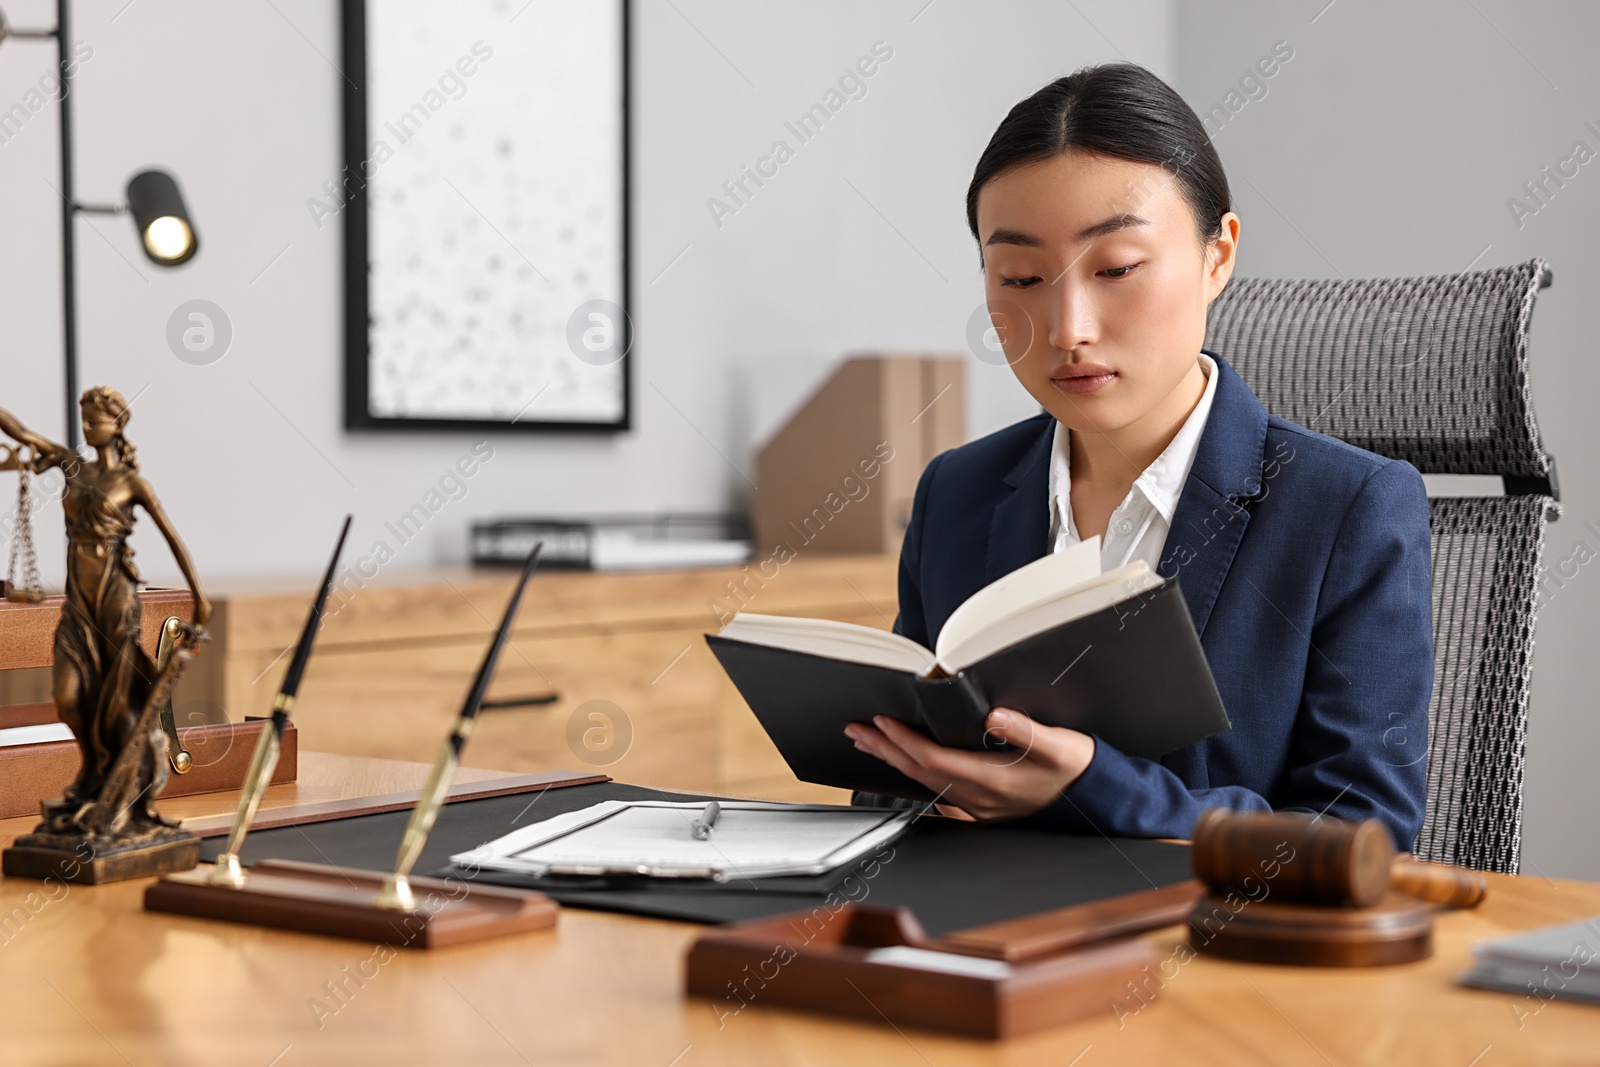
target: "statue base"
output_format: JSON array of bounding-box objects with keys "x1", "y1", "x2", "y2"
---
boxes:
[{"x1": 3, "y1": 825, "x2": 201, "y2": 884}]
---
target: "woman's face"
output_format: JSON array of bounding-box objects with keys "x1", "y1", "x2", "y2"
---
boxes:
[
  {"x1": 975, "y1": 148, "x2": 1238, "y2": 437},
  {"x1": 81, "y1": 407, "x2": 120, "y2": 449}
]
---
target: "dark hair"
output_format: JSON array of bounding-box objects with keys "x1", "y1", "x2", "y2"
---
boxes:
[{"x1": 966, "y1": 62, "x2": 1231, "y2": 255}]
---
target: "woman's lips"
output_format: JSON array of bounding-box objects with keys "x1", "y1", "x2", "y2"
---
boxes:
[{"x1": 1052, "y1": 365, "x2": 1116, "y2": 395}]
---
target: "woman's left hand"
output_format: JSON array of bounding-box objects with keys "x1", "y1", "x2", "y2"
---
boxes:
[{"x1": 844, "y1": 708, "x2": 1096, "y2": 822}]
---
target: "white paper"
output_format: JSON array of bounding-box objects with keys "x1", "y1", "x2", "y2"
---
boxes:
[
  {"x1": 0, "y1": 723, "x2": 73, "y2": 747},
  {"x1": 452, "y1": 800, "x2": 915, "y2": 881},
  {"x1": 865, "y1": 946, "x2": 1016, "y2": 981}
]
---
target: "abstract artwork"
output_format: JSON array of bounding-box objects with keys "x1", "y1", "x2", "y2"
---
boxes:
[{"x1": 341, "y1": 0, "x2": 630, "y2": 431}]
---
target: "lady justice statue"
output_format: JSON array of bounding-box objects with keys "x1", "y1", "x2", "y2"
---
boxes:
[{"x1": 0, "y1": 387, "x2": 212, "y2": 882}]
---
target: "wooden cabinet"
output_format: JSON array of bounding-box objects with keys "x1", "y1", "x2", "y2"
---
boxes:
[{"x1": 202, "y1": 556, "x2": 900, "y2": 802}]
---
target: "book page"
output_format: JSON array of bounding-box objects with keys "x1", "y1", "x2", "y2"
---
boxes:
[
  {"x1": 933, "y1": 536, "x2": 1103, "y2": 665},
  {"x1": 939, "y1": 560, "x2": 1163, "y2": 671},
  {"x1": 715, "y1": 613, "x2": 936, "y2": 674}
]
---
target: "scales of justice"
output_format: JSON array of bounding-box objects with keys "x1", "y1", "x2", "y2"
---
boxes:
[{"x1": 2, "y1": 392, "x2": 556, "y2": 944}]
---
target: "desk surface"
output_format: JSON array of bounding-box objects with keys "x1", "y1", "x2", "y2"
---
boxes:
[{"x1": 1, "y1": 753, "x2": 1596, "y2": 1066}]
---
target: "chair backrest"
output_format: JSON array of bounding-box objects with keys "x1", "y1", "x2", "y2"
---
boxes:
[{"x1": 1204, "y1": 257, "x2": 1560, "y2": 873}]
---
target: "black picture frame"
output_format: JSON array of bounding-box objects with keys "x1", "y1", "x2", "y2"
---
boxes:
[{"x1": 340, "y1": 0, "x2": 632, "y2": 433}]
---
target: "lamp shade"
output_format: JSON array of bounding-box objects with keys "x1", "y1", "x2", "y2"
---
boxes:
[{"x1": 125, "y1": 169, "x2": 198, "y2": 265}]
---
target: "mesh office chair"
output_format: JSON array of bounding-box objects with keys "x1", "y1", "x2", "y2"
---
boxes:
[{"x1": 1205, "y1": 256, "x2": 1561, "y2": 874}]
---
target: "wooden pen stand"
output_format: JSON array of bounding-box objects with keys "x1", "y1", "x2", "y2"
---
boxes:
[
  {"x1": 146, "y1": 859, "x2": 559, "y2": 948},
  {"x1": 686, "y1": 903, "x2": 1164, "y2": 1039}
]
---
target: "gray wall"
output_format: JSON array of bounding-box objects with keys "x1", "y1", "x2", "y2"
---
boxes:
[
  {"x1": 1, "y1": 1, "x2": 1593, "y2": 877},
  {"x1": 1174, "y1": 0, "x2": 1600, "y2": 879},
  {"x1": 0, "y1": 0, "x2": 1170, "y2": 588}
]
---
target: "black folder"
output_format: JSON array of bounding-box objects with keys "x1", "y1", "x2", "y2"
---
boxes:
[{"x1": 707, "y1": 580, "x2": 1231, "y2": 801}]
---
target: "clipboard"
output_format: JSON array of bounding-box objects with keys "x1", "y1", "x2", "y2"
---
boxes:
[{"x1": 451, "y1": 800, "x2": 921, "y2": 882}]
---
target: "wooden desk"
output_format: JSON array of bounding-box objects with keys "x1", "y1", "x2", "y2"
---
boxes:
[{"x1": 1, "y1": 753, "x2": 1596, "y2": 1066}]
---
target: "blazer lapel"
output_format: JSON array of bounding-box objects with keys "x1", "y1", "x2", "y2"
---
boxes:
[
  {"x1": 983, "y1": 416, "x2": 1053, "y2": 587},
  {"x1": 1157, "y1": 350, "x2": 1271, "y2": 639}
]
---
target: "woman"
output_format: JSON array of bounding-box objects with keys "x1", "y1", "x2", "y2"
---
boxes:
[
  {"x1": 0, "y1": 388, "x2": 211, "y2": 831},
  {"x1": 845, "y1": 63, "x2": 1433, "y2": 851}
]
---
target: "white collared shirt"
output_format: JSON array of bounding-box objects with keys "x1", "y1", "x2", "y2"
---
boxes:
[{"x1": 1048, "y1": 352, "x2": 1218, "y2": 573}]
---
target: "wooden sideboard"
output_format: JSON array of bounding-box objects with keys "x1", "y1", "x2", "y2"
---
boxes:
[{"x1": 192, "y1": 555, "x2": 898, "y2": 802}]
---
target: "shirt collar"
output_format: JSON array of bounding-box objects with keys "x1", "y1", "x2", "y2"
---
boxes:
[{"x1": 1048, "y1": 352, "x2": 1218, "y2": 534}]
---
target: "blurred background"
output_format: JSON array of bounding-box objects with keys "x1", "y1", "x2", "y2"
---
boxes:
[{"x1": 1, "y1": 0, "x2": 1596, "y2": 876}]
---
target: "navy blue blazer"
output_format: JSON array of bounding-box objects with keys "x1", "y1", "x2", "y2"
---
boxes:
[{"x1": 892, "y1": 349, "x2": 1433, "y2": 850}]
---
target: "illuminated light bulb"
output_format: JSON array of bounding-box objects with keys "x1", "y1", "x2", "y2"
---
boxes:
[{"x1": 143, "y1": 215, "x2": 194, "y2": 262}]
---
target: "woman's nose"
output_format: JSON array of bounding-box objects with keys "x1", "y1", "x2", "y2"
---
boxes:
[{"x1": 1047, "y1": 286, "x2": 1098, "y2": 350}]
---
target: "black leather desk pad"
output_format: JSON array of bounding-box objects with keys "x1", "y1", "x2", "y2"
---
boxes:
[{"x1": 201, "y1": 781, "x2": 1194, "y2": 936}]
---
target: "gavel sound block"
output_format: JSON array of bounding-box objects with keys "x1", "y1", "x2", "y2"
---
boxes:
[{"x1": 1186, "y1": 808, "x2": 1488, "y2": 966}]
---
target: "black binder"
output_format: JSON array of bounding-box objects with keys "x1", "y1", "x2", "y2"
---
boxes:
[{"x1": 707, "y1": 580, "x2": 1231, "y2": 801}]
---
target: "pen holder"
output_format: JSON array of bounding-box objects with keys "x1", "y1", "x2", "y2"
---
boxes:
[{"x1": 145, "y1": 858, "x2": 559, "y2": 949}]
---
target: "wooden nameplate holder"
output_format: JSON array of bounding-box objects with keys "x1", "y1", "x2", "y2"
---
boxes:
[
  {"x1": 686, "y1": 882, "x2": 1205, "y2": 1039},
  {"x1": 144, "y1": 769, "x2": 608, "y2": 948}
]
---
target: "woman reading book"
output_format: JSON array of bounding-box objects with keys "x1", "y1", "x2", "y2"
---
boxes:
[{"x1": 844, "y1": 62, "x2": 1433, "y2": 851}]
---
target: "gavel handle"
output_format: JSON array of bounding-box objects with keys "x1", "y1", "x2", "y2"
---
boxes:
[{"x1": 1390, "y1": 855, "x2": 1488, "y2": 908}]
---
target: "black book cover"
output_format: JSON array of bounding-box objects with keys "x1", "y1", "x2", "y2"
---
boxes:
[{"x1": 706, "y1": 579, "x2": 1231, "y2": 801}]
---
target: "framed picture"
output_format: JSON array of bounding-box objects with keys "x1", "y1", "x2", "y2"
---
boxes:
[{"x1": 340, "y1": 0, "x2": 631, "y2": 432}]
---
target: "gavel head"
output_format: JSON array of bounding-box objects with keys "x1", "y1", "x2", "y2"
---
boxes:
[{"x1": 1191, "y1": 807, "x2": 1395, "y2": 907}]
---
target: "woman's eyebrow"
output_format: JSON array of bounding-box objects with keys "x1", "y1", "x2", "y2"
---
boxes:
[{"x1": 984, "y1": 212, "x2": 1151, "y2": 249}]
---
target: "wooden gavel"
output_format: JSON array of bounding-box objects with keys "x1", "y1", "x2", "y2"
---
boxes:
[{"x1": 1191, "y1": 808, "x2": 1487, "y2": 909}]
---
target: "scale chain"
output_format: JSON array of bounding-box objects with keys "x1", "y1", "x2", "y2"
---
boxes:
[{"x1": 6, "y1": 448, "x2": 45, "y2": 602}]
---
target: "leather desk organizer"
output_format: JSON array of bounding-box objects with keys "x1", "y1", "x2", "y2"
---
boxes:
[
  {"x1": 0, "y1": 704, "x2": 298, "y2": 820},
  {"x1": 686, "y1": 882, "x2": 1205, "y2": 1039},
  {"x1": 0, "y1": 589, "x2": 296, "y2": 820}
]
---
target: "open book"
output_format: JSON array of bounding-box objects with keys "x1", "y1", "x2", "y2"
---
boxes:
[
  {"x1": 718, "y1": 537, "x2": 1160, "y2": 677},
  {"x1": 707, "y1": 536, "x2": 1230, "y2": 801}
]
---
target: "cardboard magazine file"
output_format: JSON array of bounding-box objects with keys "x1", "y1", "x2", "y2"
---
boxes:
[{"x1": 754, "y1": 354, "x2": 965, "y2": 556}]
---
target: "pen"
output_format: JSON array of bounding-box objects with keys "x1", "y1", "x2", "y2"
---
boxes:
[
  {"x1": 690, "y1": 801, "x2": 721, "y2": 840},
  {"x1": 376, "y1": 541, "x2": 544, "y2": 911},
  {"x1": 209, "y1": 515, "x2": 353, "y2": 888}
]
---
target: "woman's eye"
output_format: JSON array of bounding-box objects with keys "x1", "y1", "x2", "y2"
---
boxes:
[
  {"x1": 1000, "y1": 276, "x2": 1042, "y2": 289},
  {"x1": 1100, "y1": 262, "x2": 1142, "y2": 279}
]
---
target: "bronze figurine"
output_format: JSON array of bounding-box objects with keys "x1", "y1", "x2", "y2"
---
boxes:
[{"x1": 0, "y1": 388, "x2": 212, "y2": 882}]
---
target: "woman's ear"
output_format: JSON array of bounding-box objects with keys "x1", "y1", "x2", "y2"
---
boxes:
[{"x1": 1204, "y1": 211, "x2": 1241, "y2": 301}]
